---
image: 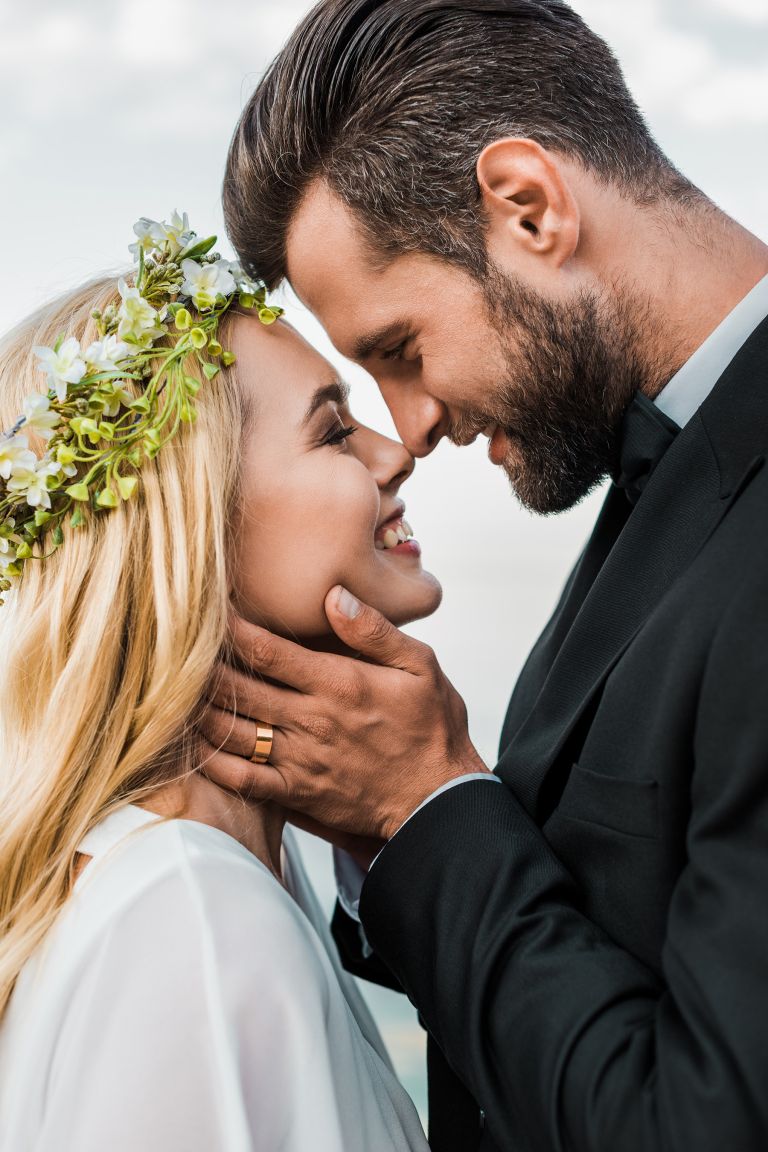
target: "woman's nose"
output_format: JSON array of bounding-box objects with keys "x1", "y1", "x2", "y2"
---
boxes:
[{"x1": 365, "y1": 428, "x2": 415, "y2": 492}]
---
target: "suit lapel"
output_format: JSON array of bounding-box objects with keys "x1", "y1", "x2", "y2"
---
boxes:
[{"x1": 499, "y1": 315, "x2": 768, "y2": 823}]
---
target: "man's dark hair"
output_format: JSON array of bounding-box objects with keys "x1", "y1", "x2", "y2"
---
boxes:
[{"x1": 224, "y1": 0, "x2": 693, "y2": 288}]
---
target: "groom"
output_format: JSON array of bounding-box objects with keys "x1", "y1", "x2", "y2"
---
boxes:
[{"x1": 208, "y1": 1, "x2": 768, "y2": 1149}]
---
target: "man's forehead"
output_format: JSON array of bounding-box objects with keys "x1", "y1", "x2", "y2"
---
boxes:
[{"x1": 286, "y1": 181, "x2": 376, "y2": 305}]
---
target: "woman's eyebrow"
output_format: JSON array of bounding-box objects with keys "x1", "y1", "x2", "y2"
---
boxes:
[{"x1": 302, "y1": 379, "x2": 351, "y2": 426}]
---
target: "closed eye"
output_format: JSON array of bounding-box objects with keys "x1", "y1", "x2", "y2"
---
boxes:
[
  {"x1": 380, "y1": 341, "x2": 407, "y2": 362},
  {"x1": 323, "y1": 423, "x2": 358, "y2": 447}
]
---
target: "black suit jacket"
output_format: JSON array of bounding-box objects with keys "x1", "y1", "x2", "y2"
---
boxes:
[{"x1": 338, "y1": 316, "x2": 768, "y2": 1151}]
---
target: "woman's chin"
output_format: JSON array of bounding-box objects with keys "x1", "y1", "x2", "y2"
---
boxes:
[{"x1": 378, "y1": 572, "x2": 443, "y2": 628}]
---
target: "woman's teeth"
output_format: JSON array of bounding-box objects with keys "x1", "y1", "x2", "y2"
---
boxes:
[{"x1": 376, "y1": 520, "x2": 414, "y2": 550}]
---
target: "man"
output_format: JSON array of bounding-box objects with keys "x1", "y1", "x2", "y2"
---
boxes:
[{"x1": 207, "y1": 1, "x2": 768, "y2": 1148}]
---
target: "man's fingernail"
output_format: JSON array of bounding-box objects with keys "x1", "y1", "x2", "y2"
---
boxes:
[{"x1": 336, "y1": 587, "x2": 361, "y2": 619}]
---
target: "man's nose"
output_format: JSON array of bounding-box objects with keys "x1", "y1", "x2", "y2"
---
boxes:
[{"x1": 380, "y1": 382, "x2": 449, "y2": 458}]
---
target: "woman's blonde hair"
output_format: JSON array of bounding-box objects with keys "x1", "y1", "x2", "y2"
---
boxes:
[{"x1": 0, "y1": 274, "x2": 247, "y2": 1017}]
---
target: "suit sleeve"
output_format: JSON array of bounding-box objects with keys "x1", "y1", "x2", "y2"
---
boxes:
[{"x1": 359, "y1": 575, "x2": 768, "y2": 1152}]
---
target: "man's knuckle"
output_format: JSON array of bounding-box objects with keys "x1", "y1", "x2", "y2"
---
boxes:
[
  {"x1": 305, "y1": 713, "x2": 335, "y2": 745},
  {"x1": 246, "y1": 633, "x2": 276, "y2": 670},
  {"x1": 363, "y1": 615, "x2": 392, "y2": 644}
]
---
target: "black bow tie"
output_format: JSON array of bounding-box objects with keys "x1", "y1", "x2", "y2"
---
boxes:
[{"x1": 613, "y1": 392, "x2": 681, "y2": 506}]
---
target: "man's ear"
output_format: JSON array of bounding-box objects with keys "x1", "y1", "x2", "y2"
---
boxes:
[{"x1": 477, "y1": 138, "x2": 580, "y2": 268}]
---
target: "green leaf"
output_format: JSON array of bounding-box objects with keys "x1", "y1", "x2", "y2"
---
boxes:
[{"x1": 177, "y1": 235, "x2": 217, "y2": 261}]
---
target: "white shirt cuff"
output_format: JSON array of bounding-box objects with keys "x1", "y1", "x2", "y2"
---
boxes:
[{"x1": 333, "y1": 774, "x2": 500, "y2": 926}]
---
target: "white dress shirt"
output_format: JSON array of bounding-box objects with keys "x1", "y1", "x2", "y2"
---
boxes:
[{"x1": 335, "y1": 271, "x2": 768, "y2": 923}]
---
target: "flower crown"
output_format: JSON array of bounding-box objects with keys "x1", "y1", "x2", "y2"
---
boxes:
[{"x1": 0, "y1": 211, "x2": 281, "y2": 603}]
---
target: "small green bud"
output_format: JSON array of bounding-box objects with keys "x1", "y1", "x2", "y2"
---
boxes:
[
  {"x1": 184, "y1": 375, "x2": 202, "y2": 396},
  {"x1": 16, "y1": 541, "x2": 33, "y2": 560},
  {"x1": 52, "y1": 525, "x2": 64, "y2": 547},
  {"x1": 258, "y1": 307, "x2": 279, "y2": 326},
  {"x1": 208, "y1": 340, "x2": 223, "y2": 357},
  {"x1": 129, "y1": 396, "x2": 151, "y2": 415},
  {"x1": 190, "y1": 328, "x2": 207, "y2": 349},
  {"x1": 202, "y1": 362, "x2": 220, "y2": 381},
  {"x1": 70, "y1": 506, "x2": 86, "y2": 528},
  {"x1": 34, "y1": 509, "x2": 52, "y2": 527},
  {"x1": 97, "y1": 421, "x2": 116, "y2": 440},
  {"x1": 128, "y1": 446, "x2": 144, "y2": 468},
  {"x1": 117, "y1": 475, "x2": 139, "y2": 501},
  {"x1": 96, "y1": 488, "x2": 119, "y2": 509},
  {"x1": 221, "y1": 351, "x2": 236, "y2": 367},
  {"x1": 175, "y1": 308, "x2": 192, "y2": 331},
  {"x1": 67, "y1": 482, "x2": 91, "y2": 502},
  {"x1": 180, "y1": 402, "x2": 198, "y2": 424},
  {"x1": 239, "y1": 293, "x2": 256, "y2": 309}
]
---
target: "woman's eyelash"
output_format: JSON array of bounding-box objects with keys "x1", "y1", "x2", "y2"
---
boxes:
[{"x1": 323, "y1": 424, "x2": 359, "y2": 447}]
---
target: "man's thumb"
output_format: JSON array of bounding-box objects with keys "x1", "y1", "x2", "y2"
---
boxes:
[{"x1": 325, "y1": 586, "x2": 415, "y2": 670}]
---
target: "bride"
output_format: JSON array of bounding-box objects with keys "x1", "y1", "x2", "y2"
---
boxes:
[{"x1": 0, "y1": 214, "x2": 437, "y2": 1151}]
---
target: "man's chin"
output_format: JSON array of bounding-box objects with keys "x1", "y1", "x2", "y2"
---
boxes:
[{"x1": 501, "y1": 451, "x2": 604, "y2": 516}]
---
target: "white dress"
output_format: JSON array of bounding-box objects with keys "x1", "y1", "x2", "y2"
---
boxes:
[{"x1": 0, "y1": 806, "x2": 428, "y2": 1152}]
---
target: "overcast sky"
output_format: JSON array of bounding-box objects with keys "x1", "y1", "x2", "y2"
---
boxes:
[{"x1": 2, "y1": 0, "x2": 766, "y2": 1112}]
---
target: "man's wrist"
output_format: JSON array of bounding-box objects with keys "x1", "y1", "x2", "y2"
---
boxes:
[{"x1": 381, "y1": 756, "x2": 493, "y2": 841}]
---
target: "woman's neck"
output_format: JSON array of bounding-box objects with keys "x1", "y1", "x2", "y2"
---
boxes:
[{"x1": 140, "y1": 772, "x2": 286, "y2": 882}]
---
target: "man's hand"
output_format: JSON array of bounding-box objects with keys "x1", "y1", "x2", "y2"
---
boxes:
[{"x1": 198, "y1": 586, "x2": 490, "y2": 841}]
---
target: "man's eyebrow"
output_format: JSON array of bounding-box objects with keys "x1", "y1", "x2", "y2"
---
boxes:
[
  {"x1": 351, "y1": 321, "x2": 408, "y2": 362},
  {"x1": 302, "y1": 379, "x2": 351, "y2": 426}
]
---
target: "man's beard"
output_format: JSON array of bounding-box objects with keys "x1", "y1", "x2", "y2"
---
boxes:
[{"x1": 452, "y1": 268, "x2": 669, "y2": 515}]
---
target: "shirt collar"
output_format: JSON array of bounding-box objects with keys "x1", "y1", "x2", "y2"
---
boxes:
[{"x1": 654, "y1": 272, "x2": 768, "y2": 429}]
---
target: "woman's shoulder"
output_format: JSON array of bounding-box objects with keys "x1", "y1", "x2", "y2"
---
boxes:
[{"x1": 75, "y1": 817, "x2": 329, "y2": 990}]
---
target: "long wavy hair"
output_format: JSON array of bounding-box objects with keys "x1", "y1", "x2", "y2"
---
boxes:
[{"x1": 0, "y1": 275, "x2": 247, "y2": 1018}]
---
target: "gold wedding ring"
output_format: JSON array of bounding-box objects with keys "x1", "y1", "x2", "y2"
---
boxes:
[{"x1": 250, "y1": 723, "x2": 274, "y2": 765}]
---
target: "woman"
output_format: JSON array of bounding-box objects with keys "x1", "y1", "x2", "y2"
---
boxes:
[{"x1": 0, "y1": 214, "x2": 438, "y2": 1150}]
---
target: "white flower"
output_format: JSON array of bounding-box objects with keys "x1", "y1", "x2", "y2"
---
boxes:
[
  {"x1": 21, "y1": 394, "x2": 61, "y2": 441},
  {"x1": 102, "y1": 381, "x2": 136, "y2": 418},
  {"x1": 128, "y1": 218, "x2": 167, "y2": 260},
  {"x1": 116, "y1": 279, "x2": 164, "y2": 346},
  {"x1": 180, "y1": 259, "x2": 235, "y2": 310},
  {"x1": 33, "y1": 337, "x2": 86, "y2": 403},
  {"x1": 0, "y1": 434, "x2": 36, "y2": 480},
  {"x1": 227, "y1": 262, "x2": 261, "y2": 295},
  {"x1": 0, "y1": 538, "x2": 18, "y2": 571},
  {"x1": 7, "y1": 459, "x2": 62, "y2": 510},
  {"x1": 128, "y1": 210, "x2": 192, "y2": 260},
  {"x1": 162, "y1": 210, "x2": 192, "y2": 255},
  {"x1": 85, "y1": 334, "x2": 133, "y2": 371}
]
